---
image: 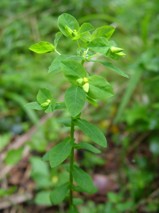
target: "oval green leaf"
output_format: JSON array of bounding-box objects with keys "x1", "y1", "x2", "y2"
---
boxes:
[
  {"x1": 48, "y1": 138, "x2": 72, "y2": 168},
  {"x1": 73, "y1": 165, "x2": 97, "y2": 194},
  {"x1": 50, "y1": 183, "x2": 69, "y2": 205},
  {"x1": 88, "y1": 75, "x2": 113, "y2": 100},
  {"x1": 48, "y1": 55, "x2": 69, "y2": 74},
  {"x1": 29, "y1": 41, "x2": 55, "y2": 54},
  {"x1": 61, "y1": 60, "x2": 86, "y2": 81},
  {"x1": 58, "y1": 13, "x2": 79, "y2": 38},
  {"x1": 76, "y1": 119, "x2": 107, "y2": 147},
  {"x1": 88, "y1": 37, "x2": 110, "y2": 54},
  {"x1": 54, "y1": 32, "x2": 62, "y2": 47},
  {"x1": 35, "y1": 191, "x2": 52, "y2": 206},
  {"x1": 26, "y1": 102, "x2": 42, "y2": 111},
  {"x1": 36, "y1": 88, "x2": 55, "y2": 112},
  {"x1": 37, "y1": 89, "x2": 52, "y2": 105},
  {"x1": 75, "y1": 142, "x2": 101, "y2": 154},
  {"x1": 92, "y1": 25, "x2": 115, "y2": 40},
  {"x1": 79, "y1": 23, "x2": 94, "y2": 42},
  {"x1": 65, "y1": 86, "x2": 86, "y2": 117},
  {"x1": 91, "y1": 60, "x2": 129, "y2": 78}
]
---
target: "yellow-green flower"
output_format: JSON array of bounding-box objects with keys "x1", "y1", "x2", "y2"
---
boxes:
[{"x1": 76, "y1": 77, "x2": 89, "y2": 93}]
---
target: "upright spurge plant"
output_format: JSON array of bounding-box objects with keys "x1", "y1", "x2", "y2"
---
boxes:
[{"x1": 29, "y1": 13, "x2": 127, "y2": 212}]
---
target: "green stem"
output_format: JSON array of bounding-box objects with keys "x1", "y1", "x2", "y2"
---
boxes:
[
  {"x1": 55, "y1": 49, "x2": 61, "y2": 55},
  {"x1": 69, "y1": 117, "x2": 75, "y2": 207}
]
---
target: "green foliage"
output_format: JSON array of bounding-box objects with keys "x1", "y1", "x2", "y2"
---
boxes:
[
  {"x1": 69, "y1": 205, "x2": 79, "y2": 213},
  {"x1": 65, "y1": 86, "x2": 86, "y2": 117},
  {"x1": 50, "y1": 183, "x2": 69, "y2": 205},
  {"x1": 27, "y1": 88, "x2": 56, "y2": 113},
  {"x1": 76, "y1": 119, "x2": 107, "y2": 147},
  {"x1": 58, "y1": 13, "x2": 79, "y2": 39},
  {"x1": 43, "y1": 138, "x2": 72, "y2": 168},
  {"x1": 92, "y1": 25, "x2": 115, "y2": 40},
  {"x1": 61, "y1": 60, "x2": 86, "y2": 81},
  {"x1": 105, "y1": 192, "x2": 135, "y2": 213},
  {"x1": 75, "y1": 142, "x2": 101, "y2": 154},
  {"x1": 30, "y1": 157, "x2": 51, "y2": 189},
  {"x1": 88, "y1": 37, "x2": 110, "y2": 54},
  {"x1": 92, "y1": 60, "x2": 129, "y2": 78},
  {"x1": 29, "y1": 41, "x2": 55, "y2": 54},
  {"x1": 73, "y1": 165, "x2": 97, "y2": 194},
  {"x1": 37, "y1": 88, "x2": 56, "y2": 112},
  {"x1": 1, "y1": 0, "x2": 159, "y2": 212},
  {"x1": 88, "y1": 75, "x2": 113, "y2": 100},
  {"x1": 35, "y1": 191, "x2": 52, "y2": 206},
  {"x1": 28, "y1": 12, "x2": 126, "y2": 210},
  {"x1": 48, "y1": 55, "x2": 66, "y2": 74},
  {"x1": 4, "y1": 148, "x2": 24, "y2": 165}
]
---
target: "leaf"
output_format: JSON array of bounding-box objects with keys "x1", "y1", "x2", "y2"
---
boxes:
[
  {"x1": 88, "y1": 75, "x2": 113, "y2": 100},
  {"x1": 88, "y1": 37, "x2": 110, "y2": 54},
  {"x1": 75, "y1": 142, "x2": 101, "y2": 154},
  {"x1": 86, "y1": 96, "x2": 98, "y2": 106},
  {"x1": 73, "y1": 165, "x2": 97, "y2": 194},
  {"x1": 76, "y1": 119, "x2": 107, "y2": 147},
  {"x1": 30, "y1": 157, "x2": 51, "y2": 189},
  {"x1": 55, "y1": 102, "x2": 66, "y2": 110},
  {"x1": 50, "y1": 183, "x2": 69, "y2": 205},
  {"x1": 48, "y1": 55, "x2": 65, "y2": 74},
  {"x1": 54, "y1": 32, "x2": 62, "y2": 47},
  {"x1": 45, "y1": 103, "x2": 56, "y2": 113},
  {"x1": 79, "y1": 23, "x2": 94, "y2": 33},
  {"x1": 37, "y1": 88, "x2": 52, "y2": 105},
  {"x1": 48, "y1": 138, "x2": 72, "y2": 168},
  {"x1": 30, "y1": 157, "x2": 49, "y2": 177},
  {"x1": 68, "y1": 205, "x2": 79, "y2": 213},
  {"x1": 48, "y1": 55, "x2": 82, "y2": 74},
  {"x1": 42, "y1": 151, "x2": 50, "y2": 162},
  {"x1": 73, "y1": 198, "x2": 83, "y2": 205},
  {"x1": 79, "y1": 23, "x2": 94, "y2": 42},
  {"x1": 4, "y1": 148, "x2": 24, "y2": 165},
  {"x1": 36, "y1": 89, "x2": 56, "y2": 112},
  {"x1": 26, "y1": 102, "x2": 42, "y2": 110},
  {"x1": 65, "y1": 86, "x2": 86, "y2": 117},
  {"x1": 61, "y1": 60, "x2": 86, "y2": 81},
  {"x1": 29, "y1": 41, "x2": 55, "y2": 54},
  {"x1": 56, "y1": 171, "x2": 70, "y2": 186},
  {"x1": 35, "y1": 191, "x2": 52, "y2": 206},
  {"x1": 58, "y1": 13, "x2": 79, "y2": 38},
  {"x1": 92, "y1": 60, "x2": 129, "y2": 78},
  {"x1": 92, "y1": 25, "x2": 115, "y2": 40}
]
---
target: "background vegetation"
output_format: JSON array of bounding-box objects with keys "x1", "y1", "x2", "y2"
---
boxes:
[{"x1": 0, "y1": 0, "x2": 159, "y2": 212}]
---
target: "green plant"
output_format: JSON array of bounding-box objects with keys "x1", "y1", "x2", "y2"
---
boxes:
[{"x1": 28, "y1": 13, "x2": 127, "y2": 212}]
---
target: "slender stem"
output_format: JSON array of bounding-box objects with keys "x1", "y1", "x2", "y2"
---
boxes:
[
  {"x1": 55, "y1": 49, "x2": 61, "y2": 55},
  {"x1": 69, "y1": 117, "x2": 75, "y2": 207}
]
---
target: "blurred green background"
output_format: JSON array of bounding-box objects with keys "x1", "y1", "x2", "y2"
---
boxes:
[{"x1": 0, "y1": 0, "x2": 159, "y2": 212}]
